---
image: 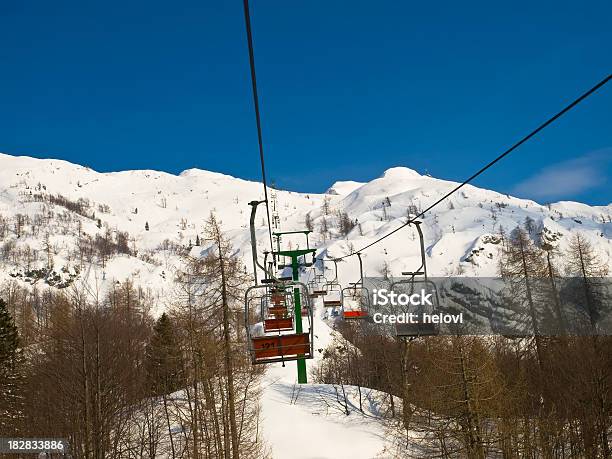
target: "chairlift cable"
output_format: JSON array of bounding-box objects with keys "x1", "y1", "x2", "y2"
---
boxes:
[
  {"x1": 242, "y1": 0, "x2": 275, "y2": 254},
  {"x1": 331, "y1": 74, "x2": 611, "y2": 262}
]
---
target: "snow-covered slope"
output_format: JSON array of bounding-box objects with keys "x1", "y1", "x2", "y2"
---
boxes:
[
  {"x1": 0, "y1": 152, "x2": 329, "y2": 311},
  {"x1": 1, "y1": 152, "x2": 610, "y2": 307},
  {"x1": 259, "y1": 300, "x2": 393, "y2": 458},
  {"x1": 1, "y1": 152, "x2": 610, "y2": 458},
  {"x1": 313, "y1": 166, "x2": 611, "y2": 286}
]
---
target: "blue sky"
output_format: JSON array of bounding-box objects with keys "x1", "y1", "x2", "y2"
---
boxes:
[{"x1": 0, "y1": 1, "x2": 610, "y2": 204}]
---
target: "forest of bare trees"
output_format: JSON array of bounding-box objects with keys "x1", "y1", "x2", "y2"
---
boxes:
[
  {"x1": 0, "y1": 209, "x2": 610, "y2": 457},
  {"x1": 0, "y1": 215, "x2": 267, "y2": 458},
  {"x1": 315, "y1": 224, "x2": 612, "y2": 458}
]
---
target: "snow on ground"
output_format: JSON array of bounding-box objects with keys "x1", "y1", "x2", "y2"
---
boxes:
[
  {"x1": 259, "y1": 297, "x2": 393, "y2": 459},
  {"x1": 260, "y1": 370, "x2": 391, "y2": 459},
  {"x1": 1, "y1": 152, "x2": 610, "y2": 302},
  {"x1": 1, "y1": 152, "x2": 610, "y2": 457}
]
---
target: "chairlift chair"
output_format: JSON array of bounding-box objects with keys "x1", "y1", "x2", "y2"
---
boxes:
[
  {"x1": 246, "y1": 201, "x2": 315, "y2": 373},
  {"x1": 340, "y1": 252, "x2": 370, "y2": 319},
  {"x1": 310, "y1": 274, "x2": 329, "y2": 296},
  {"x1": 263, "y1": 285, "x2": 295, "y2": 332},
  {"x1": 390, "y1": 277, "x2": 440, "y2": 337},
  {"x1": 341, "y1": 283, "x2": 370, "y2": 319},
  {"x1": 389, "y1": 221, "x2": 440, "y2": 337},
  {"x1": 321, "y1": 258, "x2": 342, "y2": 307},
  {"x1": 245, "y1": 282, "x2": 314, "y2": 364},
  {"x1": 322, "y1": 281, "x2": 342, "y2": 307}
]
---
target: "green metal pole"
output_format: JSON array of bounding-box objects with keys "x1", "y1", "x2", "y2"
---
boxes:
[{"x1": 292, "y1": 256, "x2": 307, "y2": 384}]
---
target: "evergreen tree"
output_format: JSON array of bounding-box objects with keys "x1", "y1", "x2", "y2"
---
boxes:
[
  {"x1": 337, "y1": 211, "x2": 355, "y2": 236},
  {"x1": 304, "y1": 212, "x2": 313, "y2": 231},
  {"x1": 145, "y1": 313, "x2": 183, "y2": 396},
  {"x1": 145, "y1": 221, "x2": 150, "y2": 231},
  {"x1": 0, "y1": 298, "x2": 24, "y2": 434}
]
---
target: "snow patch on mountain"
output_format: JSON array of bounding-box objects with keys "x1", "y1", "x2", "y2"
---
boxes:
[
  {"x1": 326, "y1": 180, "x2": 364, "y2": 196},
  {"x1": 0, "y1": 151, "x2": 610, "y2": 303}
]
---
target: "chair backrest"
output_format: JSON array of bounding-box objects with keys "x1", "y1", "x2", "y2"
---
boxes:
[{"x1": 341, "y1": 285, "x2": 370, "y2": 319}]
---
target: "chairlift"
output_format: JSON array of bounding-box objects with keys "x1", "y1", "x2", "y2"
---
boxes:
[
  {"x1": 323, "y1": 283, "x2": 342, "y2": 308},
  {"x1": 245, "y1": 281, "x2": 314, "y2": 364},
  {"x1": 310, "y1": 274, "x2": 328, "y2": 296},
  {"x1": 321, "y1": 259, "x2": 342, "y2": 308},
  {"x1": 263, "y1": 285, "x2": 294, "y2": 332},
  {"x1": 341, "y1": 284, "x2": 370, "y2": 318},
  {"x1": 246, "y1": 202, "x2": 315, "y2": 365},
  {"x1": 341, "y1": 252, "x2": 370, "y2": 319},
  {"x1": 389, "y1": 221, "x2": 440, "y2": 337},
  {"x1": 307, "y1": 262, "x2": 328, "y2": 297}
]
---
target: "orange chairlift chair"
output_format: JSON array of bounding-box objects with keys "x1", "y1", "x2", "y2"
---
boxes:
[
  {"x1": 246, "y1": 280, "x2": 313, "y2": 364},
  {"x1": 341, "y1": 252, "x2": 371, "y2": 319},
  {"x1": 245, "y1": 200, "x2": 315, "y2": 365},
  {"x1": 262, "y1": 285, "x2": 294, "y2": 332}
]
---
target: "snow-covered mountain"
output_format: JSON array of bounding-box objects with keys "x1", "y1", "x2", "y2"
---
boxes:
[
  {"x1": 0, "y1": 152, "x2": 610, "y2": 314},
  {"x1": 1, "y1": 152, "x2": 611, "y2": 457}
]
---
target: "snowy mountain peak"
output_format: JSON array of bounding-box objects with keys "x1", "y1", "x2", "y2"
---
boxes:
[
  {"x1": 381, "y1": 166, "x2": 422, "y2": 180},
  {"x1": 0, "y1": 152, "x2": 610, "y2": 305},
  {"x1": 179, "y1": 168, "x2": 239, "y2": 181}
]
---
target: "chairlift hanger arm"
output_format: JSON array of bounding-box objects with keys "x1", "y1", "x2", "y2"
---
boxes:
[
  {"x1": 317, "y1": 258, "x2": 339, "y2": 283},
  {"x1": 413, "y1": 221, "x2": 427, "y2": 280},
  {"x1": 356, "y1": 252, "x2": 364, "y2": 285},
  {"x1": 249, "y1": 200, "x2": 278, "y2": 284}
]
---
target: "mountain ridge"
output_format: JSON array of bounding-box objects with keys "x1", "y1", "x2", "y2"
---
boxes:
[{"x1": 0, "y1": 152, "x2": 610, "y2": 315}]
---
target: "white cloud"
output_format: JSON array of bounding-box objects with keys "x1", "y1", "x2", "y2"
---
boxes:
[{"x1": 512, "y1": 151, "x2": 610, "y2": 200}]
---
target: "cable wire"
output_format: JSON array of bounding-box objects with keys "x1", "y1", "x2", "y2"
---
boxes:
[
  {"x1": 332, "y1": 74, "x2": 611, "y2": 261},
  {"x1": 242, "y1": 0, "x2": 275, "y2": 254}
]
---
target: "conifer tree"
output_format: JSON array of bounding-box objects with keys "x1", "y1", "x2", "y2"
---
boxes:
[
  {"x1": 304, "y1": 212, "x2": 313, "y2": 231},
  {"x1": 146, "y1": 312, "x2": 184, "y2": 396},
  {"x1": 0, "y1": 298, "x2": 24, "y2": 434}
]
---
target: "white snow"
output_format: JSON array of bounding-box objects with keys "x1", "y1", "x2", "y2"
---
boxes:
[
  {"x1": 0, "y1": 151, "x2": 610, "y2": 457},
  {"x1": 259, "y1": 299, "x2": 393, "y2": 458}
]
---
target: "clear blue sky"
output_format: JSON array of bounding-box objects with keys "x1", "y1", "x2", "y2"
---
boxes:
[{"x1": 1, "y1": 1, "x2": 610, "y2": 204}]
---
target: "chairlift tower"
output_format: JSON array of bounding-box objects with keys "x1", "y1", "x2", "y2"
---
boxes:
[
  {"x1": 247, "y1": 203, "x2": 315, "y2": 383},
  {"x1": 273, "y1": 230, "x2": 315, "y2": 383},
  {"x1": 270, "y1": 186, "x2": 280, "y2": 231}
]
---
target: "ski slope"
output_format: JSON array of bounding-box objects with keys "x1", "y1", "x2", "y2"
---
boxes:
[
  {"x1": 0, "y1": 152, "x2": 610, "y2": 458},
  {"x1": 0, "y1": 151, "x2": 610, "y2": 312},
  {"x1": 259, "y1": 299, "x2": 393, "y2": 459}
]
